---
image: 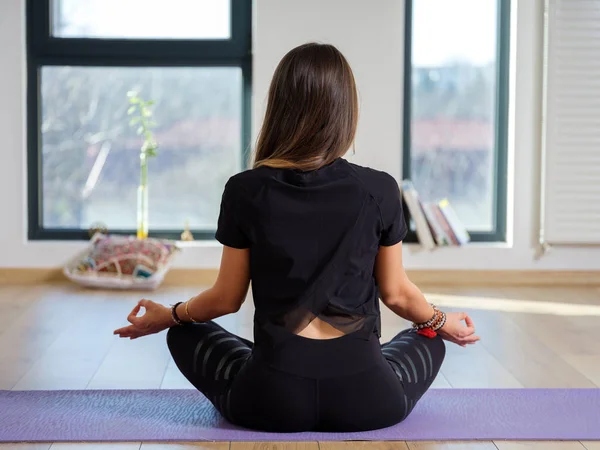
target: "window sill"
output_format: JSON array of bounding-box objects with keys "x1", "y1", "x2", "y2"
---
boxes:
[
  {"x1": 403, "y1": 241, "x2": 512, "y2": 255},
  {"x1": 175, "y1": 239, "x2": 221, "y2": 248},
  {"x1": 405, "y1": 241, "x2": 511, "y2": 250}
]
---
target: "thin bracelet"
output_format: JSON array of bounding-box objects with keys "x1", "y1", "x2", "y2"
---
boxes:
[{"x1": 185, "y1": 299, "x2": 199, "y2": 323}]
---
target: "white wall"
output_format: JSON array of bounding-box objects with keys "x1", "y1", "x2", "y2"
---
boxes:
[
  {"x1": 254, "y1": 0, "x2": 405, "y2": 173},
  {"x1": 1, "y1": 0, "x2": 599, "y2": 270}
]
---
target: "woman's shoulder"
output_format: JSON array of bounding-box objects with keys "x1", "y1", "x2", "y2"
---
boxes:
[
  {"x1": 344, "y1": 161, "x2": 400, "y2": 200},
  {"x1": 224, "y1": 166, "x2": 271, "y2": 193}
]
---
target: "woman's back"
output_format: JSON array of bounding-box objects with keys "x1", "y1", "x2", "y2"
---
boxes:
[{"x1": 216, "y1": 157, "x2": 407, "y2": 344}]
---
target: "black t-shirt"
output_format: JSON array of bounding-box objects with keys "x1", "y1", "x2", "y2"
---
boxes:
[{"x1": 216, "y1": 157, "x2": 407, "y2": 345}]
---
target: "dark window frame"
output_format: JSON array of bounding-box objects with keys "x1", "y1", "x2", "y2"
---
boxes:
[
  {"x1": 26, "y1": 0, "x2": 252, "y2": 241},
  {"x1": 402, "y1": 0, "x2": 510, "y2": 243}
]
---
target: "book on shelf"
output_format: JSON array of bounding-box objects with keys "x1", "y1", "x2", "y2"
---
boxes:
[
  {"x1": 438, "y1": 198, "x2": 470, "y2": 245},
  {"x1": 400, "y1": 180, "x2": 436, "y2": 250},
  {"x1": 400, "y1": 180, "x2": 470, "y2": 248},
  {"x1": 421, "y1": 202, "x2": 451, "y2": 246},
  {"x1": 431, "y1": 202, "x2": 459, "y2": 245}
]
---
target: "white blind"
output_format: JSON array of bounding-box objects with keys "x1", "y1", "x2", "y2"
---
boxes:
[{"x1": 542, "y1": 0, "x2": 600, "y2": 245}]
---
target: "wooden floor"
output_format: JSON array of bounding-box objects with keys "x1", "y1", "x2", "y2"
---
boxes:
[{"x1": 1, "y1": 283, "x2": 600, "y2": 450}]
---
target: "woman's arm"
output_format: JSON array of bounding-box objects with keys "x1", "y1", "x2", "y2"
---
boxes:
[
  {"x1": 375, "y1": 241, "x2": 480, "y2": 346},
  {"x1": 375, "y1": 242, "x2": 435, "y2": 323},
  {"x1": 176, "y1": 245, "x2": 251, "y2": 322},
  {"x1": 114, "y1": 245, "x2": 250, "y2": 339}
]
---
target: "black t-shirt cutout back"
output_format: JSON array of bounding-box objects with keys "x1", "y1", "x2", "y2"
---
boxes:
[{"x1": 215, "y1": 158, "x2": 407, "y2": 347}]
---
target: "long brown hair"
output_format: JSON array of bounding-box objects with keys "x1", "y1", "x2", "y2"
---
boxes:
[{"x1": 253, "y1": 43, "x2": 358, "y2": 171}]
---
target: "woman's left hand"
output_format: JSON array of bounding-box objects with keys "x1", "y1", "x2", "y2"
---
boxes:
[{"x1": 114, "y1": 299, "x2": 174, "y2": 339}]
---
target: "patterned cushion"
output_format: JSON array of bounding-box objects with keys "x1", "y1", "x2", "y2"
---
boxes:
[{"x1": 64, "y1": 233, "x2": 180, "y2": 290}]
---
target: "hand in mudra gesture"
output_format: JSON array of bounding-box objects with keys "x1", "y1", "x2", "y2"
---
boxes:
[
  {"x1": 114, "y1": 299, "x2": 174, "y2": 340},
  {"x1": 438, "y1": 312, "x2": 480, "y2": 347}
]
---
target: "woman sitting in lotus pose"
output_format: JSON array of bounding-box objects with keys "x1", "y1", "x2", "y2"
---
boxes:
[{"x1": 115, "y1": 42, "x2": 480, "y2": 432}]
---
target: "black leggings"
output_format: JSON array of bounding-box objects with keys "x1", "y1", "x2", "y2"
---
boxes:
[{"x1": 167, "y1": 322, "x2": 445, "y2": 432}]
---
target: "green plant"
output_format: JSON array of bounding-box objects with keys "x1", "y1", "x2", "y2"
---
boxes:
[
  {"x1": 127, "y1": 91, "x2": 158, "y2": 239},
  {"x1": 127, "y1": 91, "x2": 158, "y2": 186}
]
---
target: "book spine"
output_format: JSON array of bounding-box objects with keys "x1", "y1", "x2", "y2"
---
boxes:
[
  {"x1": 401, "y1": 180, "x2": 436, "y2": 250},
  {"x1": 438, "y1": 199, "x2": 470, "y2": 245},
  {"x1": 422, "y1": 202, "x2": 448, "y2": 246},
  {"x1": 433, "y1": 203, "x2": 459, "y2": 245}
]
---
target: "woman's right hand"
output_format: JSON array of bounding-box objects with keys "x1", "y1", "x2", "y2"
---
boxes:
[{"x1": 438, "y1": 312, "x2": 480, "y2": 347}]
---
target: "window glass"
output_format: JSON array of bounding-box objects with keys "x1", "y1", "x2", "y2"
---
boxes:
[
  {"x1": 40, "y1": 66, "x2": 242, "y2": 230},
  {"x1": 52, "y1": 0, "x2": 231, "y2": 39},
  {"x1": 410, "y1": 0, "x2": 498, "y2": 231}
]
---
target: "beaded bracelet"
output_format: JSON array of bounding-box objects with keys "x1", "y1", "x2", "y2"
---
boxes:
[
  {"x1": 412, "y1": 304, "x2": 439, "y2": 330},
  {"x1": 171, "y1": 302, "x2": 185, "y2": 326},
  {"x1": 430, "y1": 309, "x2": 444, "y2": 330},
  {"x1": 432, "y1": 311, "x2": 447, "y2": 331},
  {"x1": 414, "y1": 305, "x2": 447, "y2": 338}
]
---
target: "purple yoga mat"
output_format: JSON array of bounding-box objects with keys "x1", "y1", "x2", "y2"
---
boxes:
[{"x1": 1, "y1": 389, "x2": 599, "y2": 442}]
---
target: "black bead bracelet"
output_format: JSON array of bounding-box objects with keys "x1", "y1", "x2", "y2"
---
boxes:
[{"x1": 171, "y1": 301, "x2": 185, "y2": 326}]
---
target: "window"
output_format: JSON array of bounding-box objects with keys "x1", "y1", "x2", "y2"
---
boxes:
[
  {"x1": 403, "y1": 0, "x2": 510, "y2": 242},
  {"x1": 27, "y1": 0, "x2": 251, "y2": 240},
  {"x1": 53, "y1": 0, "x2": 231, "y2": 39}
]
